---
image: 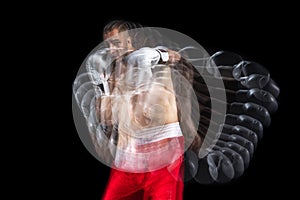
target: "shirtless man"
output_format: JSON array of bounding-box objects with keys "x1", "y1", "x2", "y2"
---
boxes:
[{"x1": 93, "y1": 20, "x2": 190, "y2": 200}]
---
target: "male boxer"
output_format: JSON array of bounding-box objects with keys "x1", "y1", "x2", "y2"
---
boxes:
[{"x1": 92, "y1": 20, "x2": 189, "y2": 200}]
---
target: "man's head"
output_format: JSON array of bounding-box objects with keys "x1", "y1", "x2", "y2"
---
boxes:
[{"x1": 103, "y1": 20, "x2": 143, "y2": 59}]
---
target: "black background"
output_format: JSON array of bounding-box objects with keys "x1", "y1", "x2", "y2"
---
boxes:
[{"x1": 20, "y1": 2, "x2": 297, "y2": 199}]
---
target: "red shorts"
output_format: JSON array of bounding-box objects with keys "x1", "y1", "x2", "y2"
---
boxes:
[
  {"x1": 102, "y1": 156, "x2": 184, "y2": 200},
  {"x1": 102, "y1": 136, "x2": 184, "y2": 200}
]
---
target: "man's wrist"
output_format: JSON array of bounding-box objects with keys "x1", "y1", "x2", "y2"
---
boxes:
[{"x1": 96, "y1": 81, "x2": 110, "y2": 96}]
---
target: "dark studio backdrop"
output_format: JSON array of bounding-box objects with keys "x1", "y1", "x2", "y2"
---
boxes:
[{"x1": 46, "y1": 2, "x2": 296, "y2": 199}]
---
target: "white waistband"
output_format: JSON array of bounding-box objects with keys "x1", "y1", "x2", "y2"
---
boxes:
[
  {"x1": 113, "y1": 122, "x2": 183, "y2": 172},
  {"x1": 128, "y1": 122, "x2": 183, "y2": 144}
]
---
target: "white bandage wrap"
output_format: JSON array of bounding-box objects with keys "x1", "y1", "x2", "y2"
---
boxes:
[
  {"x1": 101, "y1": 80, "x2": 110, "y2": 95},
  {"x1": 154, "y1": 46, "x2": 169, "y2": 62}
]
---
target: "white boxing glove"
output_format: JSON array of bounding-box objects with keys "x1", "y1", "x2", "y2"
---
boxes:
[
  {"x1": 125, "y1": 47, "x2": 170, "y2": 88},
  {"x1": 126, "y1": 46, "x2": 169, "y2": 67},
  {"x1": 126, "y1": 47, "x2": 160, "y2": 68},
  {"x1": 86, "y1": 49, "x2": 111, "y2": 95}
]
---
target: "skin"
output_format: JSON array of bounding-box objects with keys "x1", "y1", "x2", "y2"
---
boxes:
[
  {"x1": 97, "y1": 27, "x2": 202, "y2": 155},
  {"x1": 99, "y1": 28, "x2": 180, "y2": 128},
  {"x1": 103, "y1": 29, "x2": 134, "y2": 59}
]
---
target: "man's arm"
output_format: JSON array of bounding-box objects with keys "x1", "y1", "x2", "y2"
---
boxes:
[{"x1": 95, "y1": 95, "x2": 112, "y2": 126}]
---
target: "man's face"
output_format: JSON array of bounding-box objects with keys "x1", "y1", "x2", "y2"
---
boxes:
[{"x1": 103, "y1": 28, "x2": 133, "y2": 59}]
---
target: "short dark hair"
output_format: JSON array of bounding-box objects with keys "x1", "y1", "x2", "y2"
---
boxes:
[
  {"x1": 103, "y1": 20, "x2": 164, "y2": 49},
  {"x1": 103, "y1": 20, "x2": 148, "y2": 49},
  {"x1": 103, "y1": 20, "x2": 143, "y2": 35}
]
